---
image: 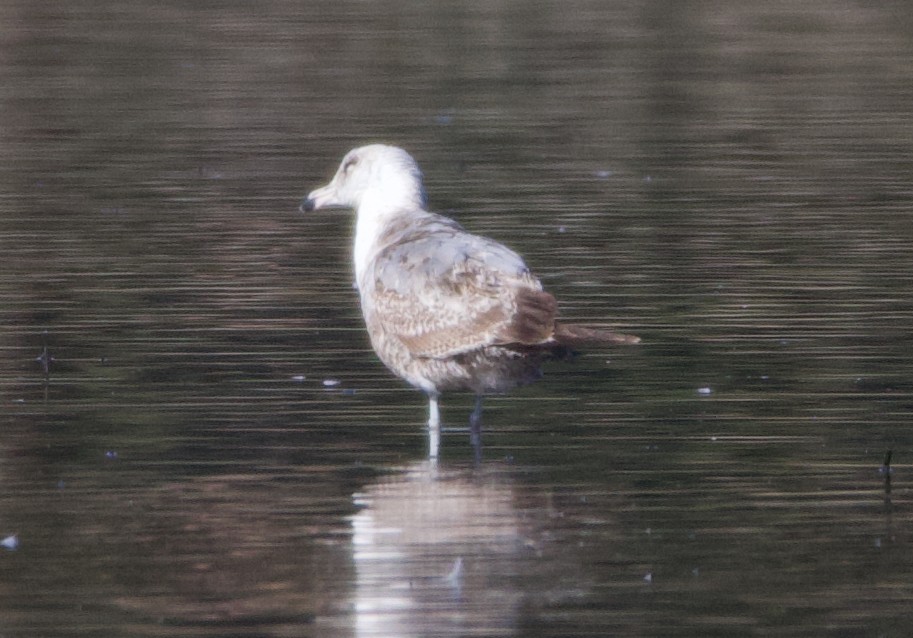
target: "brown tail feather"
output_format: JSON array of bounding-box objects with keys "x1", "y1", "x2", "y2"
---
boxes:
[{"x1": 553, "y1": 322, "x2": 641, "y2": 346}]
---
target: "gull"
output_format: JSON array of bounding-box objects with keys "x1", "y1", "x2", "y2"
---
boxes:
[{"x1": 301, "y1": 144, "x2": 639, "y2": 457}]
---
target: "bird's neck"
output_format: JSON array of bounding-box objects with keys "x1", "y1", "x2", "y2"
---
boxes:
[
  {"x1": 353, "y1": 207, "x2": 385, "y2": 287},
  {"x1": 352, "y1": 192, "x2": 426, "y2": 288}
]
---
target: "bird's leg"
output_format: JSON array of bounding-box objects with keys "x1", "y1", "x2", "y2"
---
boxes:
[
  {"x1": 428, "y1": 393, "x2": 441, "y2": 459},
  {"x1": 469, "y1": 395, "x2": 483, "y2": 459}
]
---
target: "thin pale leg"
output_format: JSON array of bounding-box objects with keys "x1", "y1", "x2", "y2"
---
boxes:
[
  {"x1": 428, "y1": 393, "x2": 441, "y2": 459},
  {"x1": 469, "y1": 395, "x2": 483, "y2": 459}
]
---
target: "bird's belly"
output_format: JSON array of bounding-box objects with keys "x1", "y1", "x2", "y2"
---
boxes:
[{"x1": 372, "y1": 332, "x2": 543, "y2": 395}]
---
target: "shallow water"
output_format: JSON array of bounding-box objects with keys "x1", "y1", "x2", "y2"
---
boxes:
[{"x1": 2, "y1": 1, "x2": 913, "y2": 636}]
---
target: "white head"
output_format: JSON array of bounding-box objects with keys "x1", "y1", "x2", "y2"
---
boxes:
[{"x1": 301, "y1": 144, "x2": 428, "y2": 216}]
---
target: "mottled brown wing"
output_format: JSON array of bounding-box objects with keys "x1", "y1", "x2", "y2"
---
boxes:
[{"x1": 366, "y1": 218, "x2": 556, "y2": 359}]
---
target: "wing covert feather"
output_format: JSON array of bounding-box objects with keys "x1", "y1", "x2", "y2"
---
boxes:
[{"x1": 363, "y1": 214, "x2": 553, "y2": 359}]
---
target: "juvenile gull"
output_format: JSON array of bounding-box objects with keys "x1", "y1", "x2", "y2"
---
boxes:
[{"x1": 301, "y1": 144, "x2": 639, "y2": 457}]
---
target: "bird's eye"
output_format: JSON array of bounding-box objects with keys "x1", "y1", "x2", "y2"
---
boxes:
[{"x1": 343, "y1": 156, "x2": 359, "y2": 172}]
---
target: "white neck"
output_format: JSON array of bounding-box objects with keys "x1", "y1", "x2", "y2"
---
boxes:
[
  {"x1": 353, "y1": 204, "x2": 386, "y2": 288},
  {"x1": 352, "y1": 186, "x2": 426, "y2": 288}
]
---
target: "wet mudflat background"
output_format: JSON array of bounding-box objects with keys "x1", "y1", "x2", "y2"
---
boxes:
[{"x1": 2, "y1": 1, "x2": 913, "y2": 636}]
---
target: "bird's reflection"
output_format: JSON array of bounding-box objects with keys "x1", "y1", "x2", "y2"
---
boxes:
[{"x1": 351, "y1": 459, "x2": 530, "y2": 637}]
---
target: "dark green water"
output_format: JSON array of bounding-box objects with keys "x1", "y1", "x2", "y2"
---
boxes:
[{"x1": 2, "y1": 1, "x2": 913, "y2": 636}]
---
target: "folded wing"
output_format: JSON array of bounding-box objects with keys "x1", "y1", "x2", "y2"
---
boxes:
[{"x1": 364, "y1": 213, "x2": 557, "y2": 359}]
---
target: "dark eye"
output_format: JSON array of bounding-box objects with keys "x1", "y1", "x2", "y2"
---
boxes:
[{"x1": 343, "y1": 156, "x2": 359, "y2": 172}]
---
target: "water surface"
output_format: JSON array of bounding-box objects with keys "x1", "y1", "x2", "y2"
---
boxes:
[{"x1": 2, "y1": 1, "x2": 913, "y2": 636}]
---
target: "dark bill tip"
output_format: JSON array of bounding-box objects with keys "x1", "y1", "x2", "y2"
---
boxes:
[{"x1": 300, "y1": 197, "x2": 316, "y2": 213}]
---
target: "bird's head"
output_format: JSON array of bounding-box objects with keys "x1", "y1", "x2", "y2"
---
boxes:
[{"x1": 300, "y1": 144, "x2": 428, "y2": 216}]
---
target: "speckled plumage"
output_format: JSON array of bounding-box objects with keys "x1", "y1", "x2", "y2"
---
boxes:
[
  {"x1": 301, "y1": 144, "x2": 638, "y2": 456},
  {"x1": 364, "y1": 210, "x2": 556, "y2": 393}
]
